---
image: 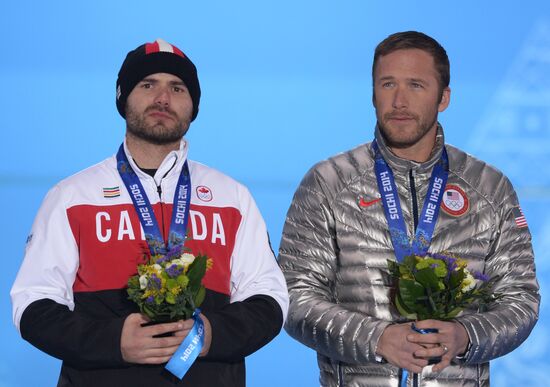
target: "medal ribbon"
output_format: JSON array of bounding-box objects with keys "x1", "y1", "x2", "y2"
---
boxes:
[
  {"x1": 116, "y1": 144, "x2": 191, "y2": 255},
  {"x1": 165, "y1": 310, "x2": 205, "y2": 378},
  {"x1": 117, "y1": 144, "x2": 202, "y2": 379},
  {"x1": 372, "y1": 140, "x2": 448, "y2": 262}
]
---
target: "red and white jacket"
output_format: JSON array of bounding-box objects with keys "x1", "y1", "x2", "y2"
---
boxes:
[{"x1": 11, "y1": 139, "x2": 288, "y2": 387}]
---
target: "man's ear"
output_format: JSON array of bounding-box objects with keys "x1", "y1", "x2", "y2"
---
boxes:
[{"x1": 438, "y1": 87, "x2": 451, "y2": 112}]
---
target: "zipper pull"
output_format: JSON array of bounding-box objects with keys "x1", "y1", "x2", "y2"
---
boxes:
[
  {"x1": 409, "y1": 169, "x2": 419, "y2": 232},
  {"x1": 157, "y1": 184, "x2": 162, "y2": 199}
]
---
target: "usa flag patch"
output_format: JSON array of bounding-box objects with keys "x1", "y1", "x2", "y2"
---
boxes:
[{"x1": 512, "y1": 206, "x2": 528, "y2": 228}]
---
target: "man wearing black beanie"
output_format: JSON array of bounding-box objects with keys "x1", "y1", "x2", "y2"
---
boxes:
[{"x1": 11, "y1": 39, "x2": 288, "y2": 387}]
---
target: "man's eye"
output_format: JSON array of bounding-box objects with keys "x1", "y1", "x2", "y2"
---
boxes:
[
  {"x1": 382, "y1": 82, "x2": 393, "y2": 88},
  {"x1": 141, "y1": 83, "x2": 152, "y2": 89},
  {"x1": 173, "y1": 86, "x2": 186, "y2": 93},
  {"x1": 411, "y1": 83, "x2": 423, "y2": 89}
]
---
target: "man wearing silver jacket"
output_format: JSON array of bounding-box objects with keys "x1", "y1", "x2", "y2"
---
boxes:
[{"x1": 278, "y1": 31, "x2": 540, "y2": 387}]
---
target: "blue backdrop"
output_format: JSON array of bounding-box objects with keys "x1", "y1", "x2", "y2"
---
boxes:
[{"x1": 2, "y1": 2, "x2": 549, "y2": 386}]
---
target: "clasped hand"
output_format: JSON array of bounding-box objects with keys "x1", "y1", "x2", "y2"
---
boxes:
[
  {"x1": 377, "y1": 320, "x2": 469, "y2": 373},
  {"x1": 120, "y1": 313, "x2": 212, "y2": 364}
]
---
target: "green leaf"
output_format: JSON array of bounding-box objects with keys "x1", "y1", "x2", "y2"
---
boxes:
[
  {"x1": 414, "y1": 268, "x2": 440, "y2": 289},
  {"x1": 387, "y1": 260, "x2": 400, "y2": 277},
  {"x1": 183, "y1": 308, "x2": 193, "y2": 320},
  {"x1": 187, "y1": 255, "x2": 207, "y2": 289},
  {"x1": 449, "y1": 270, "x2": 464, "y2": 288},
  {"x1": 398, "y1": 278, "x2": 425, "y2": 310},
  {"x1": 445, "y1": 307, "x2": 463, "y2": 319},
  {"x1": 143, "y1": 304, "x2": 156, "y2": 320},
  {"x1": 395, "y1": 293, "x2": 417, "y2": 320},
  {"x1": 127, "y1": 276, "x2": 139, "y2": 288},
  {"x1": 194, "y1": 286, "x2": 206, "y2": 308},
  {"x1": 403, "y1": 255, "x2": 418, "y2": 268}
]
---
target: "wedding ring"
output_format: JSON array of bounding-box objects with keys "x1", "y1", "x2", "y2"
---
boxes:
[{"x1": 442, "y1": 344, "x2": 449, "y2": 353}]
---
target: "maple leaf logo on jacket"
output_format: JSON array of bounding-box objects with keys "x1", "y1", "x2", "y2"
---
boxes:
[{"x1": 196, "y1": 186, "x2": 213, "y2": 202}]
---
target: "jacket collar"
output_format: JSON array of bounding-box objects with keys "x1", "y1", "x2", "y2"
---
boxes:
[
  {"x1": 373, "y1": 123, "x2": 445, "y2": 175},
  {"x1": 122, "y1": 138, "x2": 189, "y2": 185}
]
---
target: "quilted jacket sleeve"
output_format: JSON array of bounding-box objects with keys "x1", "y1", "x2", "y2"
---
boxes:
[
  {"x1": 455, "y1": 177, "x2": 540, "y2": 364},
  {"x1": 278, "y1": 166, "x2": 390, "y2": 364}
]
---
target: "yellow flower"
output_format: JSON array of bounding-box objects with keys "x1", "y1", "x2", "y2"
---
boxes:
[
  {"x1": 455, "y1": 258, "x2": 468, "y2": 270},
  {"x1": 461, "y1": 269, "x2": 476, "y2": 292},
  {"x1": 171, "y1": 285, "x2": 182, "y2": 295}
]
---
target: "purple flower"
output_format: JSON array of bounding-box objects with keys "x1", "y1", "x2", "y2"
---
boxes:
[
  {"x1": 429, "y1": 253, "x2": 458, "y2": 280},
  {"x1": 166, "y1": 264, "x2": 183, "y2": 278},
  {"x1": 155, "y1": 255, "x2": 169, "y2": 264},
  {"x1": 473, "y1": 271, "x2": 489, "y2": 282},
  {"x1": 146, "y1": 296, "x2": 154, "y2": 304},
  {"x1": 165, "y1": 245, "x2": 184, "y2": 260},
  {"x1": 447, "y1": 259, "x2": 458, "y2": 272},
  {"x1": 148, "y1": 274, "x2": 162, "y2": 290}
]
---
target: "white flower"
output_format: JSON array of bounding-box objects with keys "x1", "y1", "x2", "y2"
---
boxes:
[
  {"x1": 167, "y1": 253, "x2": 195, "y2": 272},
  {"x1": 139, "y1": 275, "x2": 148, "y2": 290},
  {"x1": 152, "y1": 264, "x2": 162, "y2": 273},
  {"x1": 180, "y1": 253, "x2": 196, "y2": 266}
]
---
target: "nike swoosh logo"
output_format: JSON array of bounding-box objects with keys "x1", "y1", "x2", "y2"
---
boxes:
[{"x1": 359, "y1": 197, "x2": 381, "y2": 208}]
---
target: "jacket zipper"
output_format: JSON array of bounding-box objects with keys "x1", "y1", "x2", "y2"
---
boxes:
[
  {"x1": 136, "y1": 156, "x2": 177, "y2": 243},
  {"x1": 154, "y1": 161, "x2": 175, "y2": 242},
  {"x1": 409, "y1": 170, "x2": 421, "y2": 387},
  {"x1": 337, "y1": 361, "x2": 344, "y2": 387},
  {"x1": 157, "y1": 183, "x2": 166, "y2": 240},
  {"x1": 409, "y1": 169, "x2": 419, "y2": 232}
]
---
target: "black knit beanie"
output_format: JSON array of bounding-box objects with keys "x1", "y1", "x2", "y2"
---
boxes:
[{"x1": 116, "y1": 39, "x2": 201, "y2": 121}]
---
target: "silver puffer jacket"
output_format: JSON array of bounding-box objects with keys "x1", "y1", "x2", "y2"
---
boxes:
[{"x1": 278, "y1": 125, "x2": 540, "y2": 387}]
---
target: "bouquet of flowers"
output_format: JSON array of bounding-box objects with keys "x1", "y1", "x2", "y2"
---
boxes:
[
  {"x1": 387, "y1": 253, "x2": 498, "y2": 321},
  {"x1": 127, "y1": 245, "x2": 213, "y2": 322}
]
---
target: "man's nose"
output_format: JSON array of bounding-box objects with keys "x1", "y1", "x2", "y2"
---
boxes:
[
  {"x1": 154, "y1": 87, "x2": 171, "y2": 107},
  {"x1": 392, "y1": 87, "x2": 408, "y2": 109}
]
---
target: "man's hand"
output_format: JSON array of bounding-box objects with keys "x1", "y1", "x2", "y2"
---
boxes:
[
  {"x1": 198, "y1": 313, "x2": 212, "y2": 356},
  {"x1": 407, "y1": 319, "x2": 470, "y2": 372},
  {"x1": 376, "y1": 323, "x2": 429, "y2": 373},
  {"x1": 121, "y1": 313, "x2": 191, "y2": 364}
]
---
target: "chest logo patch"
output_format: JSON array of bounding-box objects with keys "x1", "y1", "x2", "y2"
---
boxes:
[
  {"x1": 358, "y1": 197, "x2": 381, "y2": 208},
  {"x1": 196, "y1": 186, "x2": 213, "y2": 202},
  {"x1": 103, "y1": 186, "x2": 121, "y2": 198},
  {"x1": 441, "y1": 184, "x2": 468, "y2": 216}
]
